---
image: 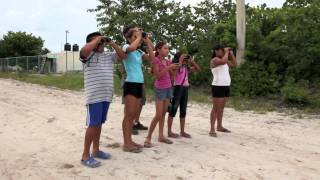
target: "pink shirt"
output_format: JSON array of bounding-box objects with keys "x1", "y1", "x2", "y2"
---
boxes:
[
  {"x1": 174, "y1": 66, "x2": 189, "y2": 87},
  {"x1": 153, "y1": 57, "x2": 172, "y2": 89}
]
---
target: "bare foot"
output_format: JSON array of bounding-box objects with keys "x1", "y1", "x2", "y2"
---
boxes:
[
  {"x1": 180, "y1": 132, "x2": 191, "y2": 138},
  {"x1": 144, "y1": 140, "x2": 153, "y2": 148},
  {"x1": 158, "y1": 138, "x2": 173, "y2": 144},
  {"x1": 209, "y1": 131, "x2": 217, "y2": 137},
  {"x1": 217, "y1": 127, "x2": 231, "y2": 133},
  {"x1": 168, "y1": 132, "x2": 180, "y2": 138},
  {"x1": 122, "y1": 145, "x2": 142, "y2": 153},
  {"x1": 131, "y1": 141, "x2": 143, "y2": 149}
]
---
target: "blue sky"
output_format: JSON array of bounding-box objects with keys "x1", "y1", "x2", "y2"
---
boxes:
[{"x1": 0, "y1": 0, "x2": 285, "y2": 53}]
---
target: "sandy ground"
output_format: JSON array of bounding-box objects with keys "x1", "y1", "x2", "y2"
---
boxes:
[{"x1": 0, "y1": 78, "x2": 319, "y2": 180}]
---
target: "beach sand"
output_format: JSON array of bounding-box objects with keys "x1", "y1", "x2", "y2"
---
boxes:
[{"x1": 0, "y1": 78, "x2": 319, "y2": 180}]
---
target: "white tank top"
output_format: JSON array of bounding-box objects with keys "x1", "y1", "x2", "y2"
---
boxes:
[{"x1": 211, "y1": 64, "x2": 231, "y2": 86}]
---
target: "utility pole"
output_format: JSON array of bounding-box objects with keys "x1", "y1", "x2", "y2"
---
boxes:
[
  {"x1": 65, "y1": 30, "x2": 69, "y2": 73},
  {"x1": 236, "y1": 0, "x2": 246, "y2": 64}
]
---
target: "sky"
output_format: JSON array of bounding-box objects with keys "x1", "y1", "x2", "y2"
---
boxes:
[{"x1": 0, "y1": 0, "x2": 285, "y2": 53}]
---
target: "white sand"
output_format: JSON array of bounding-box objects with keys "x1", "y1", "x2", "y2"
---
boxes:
[{"x1": 0, "y1": 78, "x2": 319, "y2": 180}]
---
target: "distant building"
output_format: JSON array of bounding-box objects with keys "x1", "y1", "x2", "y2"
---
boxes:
[{"x1": 47, "y1": 51, "x2": 83, "y2": 73}]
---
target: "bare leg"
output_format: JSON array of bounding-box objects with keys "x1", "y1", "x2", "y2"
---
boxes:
[
  {"x1": 180, "y1": 117, "x2": 191, "y2": 138},
  {"x1": 123, "y1": 95, "x2": 140, "y2": 150},
  {"x1": 210, "y1": 98, "x2": 218, "y2": 133},
  {"x1": 168, "y1": 115, "x2": 179, "y2": 138},
  {"x1": 82, "y1": 126, "x2": 98, "y2": 160},
  {"x1": 145, "y1": 101, "x2": 163, "y2": 144},
  {"x1": 210, "y1": 98, "x2": 224, "y2": 136},
  {"x1": 135, "y1": 103, "x2": 143, "y2": 124},
  {"x1": 217, "y1": 97, "x2": 230, "y2": 132},
  {"x1": 158, "y1": 100, "x2": 169, "y2": 140},
  {"x1": 92, "y1": 126, "x2": 102, "y2": 155}
]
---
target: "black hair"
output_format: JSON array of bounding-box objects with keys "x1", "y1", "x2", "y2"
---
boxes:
[
  {"x1": 123, "y1": 25, "x2": 139, "y2": 44},
  {"x1": 86, "y1": 32, "x2": 102, "y2": 43},
  {"x1": 212, "y1": 44, "x2": 225, "y2": 58},
  {"x1": 172, "y1": 51, "x2": 183, "y2": 63},
  {"x1": 155, "y1": 42, "x2": 167, "y2": 57}
]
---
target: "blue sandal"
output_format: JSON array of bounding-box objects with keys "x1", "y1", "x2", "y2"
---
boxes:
[
  {"x1": 81, "y1": 157, "x2": 101, "y2": 168},
  {"x1": 92, "y1": 151, "x2": 111, "y2": 160}
]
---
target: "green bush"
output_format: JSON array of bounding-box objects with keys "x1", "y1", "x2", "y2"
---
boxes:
[
  {"x1": 230, "y1": 61, "x2": 281, "y2": 97},
  {"x1": 281, "y1": 84, "x2": 311, "y2": 105}
]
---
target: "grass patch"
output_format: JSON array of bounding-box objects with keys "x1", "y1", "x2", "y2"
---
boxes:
[
  {"x1": 0, "y1": 72, "x2": 84, "y2": 91},
  {"x1": 0, "y1": 72, "x2": 319, "y2": 115}
]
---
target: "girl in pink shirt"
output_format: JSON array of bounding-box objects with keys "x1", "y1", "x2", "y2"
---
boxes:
[
  {"x1": 144, "y1": 42, "x2": 179, "y2": 147},
  {"x1": 167, "y1": 52, "x2": 201, "y2": 139}
]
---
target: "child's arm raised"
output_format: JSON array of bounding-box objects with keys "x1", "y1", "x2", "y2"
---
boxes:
[
  {"x1": 212, "y1": 48, "x2": 230, "y2": 68},
  {"x1": 190, "y1": 58, "x2": 201, "y2": 72},
  {"x1": 125, "y1": 31, "x2": 142, "y2": 53},
  {"x1": 107, "y1": 41, "x2": 127, "y2": 61},
  {"x1": 227, "y1": 50, "x2": 237, "y2": 68},
  {"x1": 142, "y1": 37, "x2": 155, "y2": 62},
  {"x1": 80, "y1": 36, "x2": 102, "y2": 59}
]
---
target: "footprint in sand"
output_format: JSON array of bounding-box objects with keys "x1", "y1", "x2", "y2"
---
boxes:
[
  {"x1": 153, "y1": 150, "x2": 161, "y2": 154},
  {"x1": 104, "y1": 136, "x2": 113, "y2": 140},
  {"x1": 61, "y1": 163, "x2": 74, "y2": 169},
  {"x1": 47, "y1": 116, "x2": 56, "y2": 123},
  {"x1": 106, "y1": 142, "x2": 121, "y2": 149}
]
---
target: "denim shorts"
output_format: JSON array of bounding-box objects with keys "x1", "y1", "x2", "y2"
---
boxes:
[{"x1": 155, "y1": 87, "x2": 173, "y2": 101}]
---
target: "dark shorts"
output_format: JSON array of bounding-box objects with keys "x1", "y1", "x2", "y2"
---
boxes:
[
  {"x1": 122, "y1": 86, "x2": 146, "y2": 105},
  {"x1": 211, "y1": 86, "x2": 230, "y2": 98},
  {"x1": 86, "y1": 101, "x2": 110, "y2": 127},
  {"x1": 123, "y1": 82, "x2": 144, "y2": 99}
]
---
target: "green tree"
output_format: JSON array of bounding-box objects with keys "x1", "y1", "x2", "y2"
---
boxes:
[
  {"x1": 0, "y1": 31, "x2": 47, "y2": 58},
  {"x1": 88, "y1": 0, "x2": 193, "y2": 50}
]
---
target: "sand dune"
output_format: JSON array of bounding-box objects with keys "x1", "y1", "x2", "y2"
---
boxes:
[{"x1": 0, "y1": 78, "x2": 319, "y2": 180}]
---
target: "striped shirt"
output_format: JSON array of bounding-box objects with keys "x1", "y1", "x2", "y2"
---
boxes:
[{"x1": 82, "y1": 51, "x2": 117, "y2": 105}]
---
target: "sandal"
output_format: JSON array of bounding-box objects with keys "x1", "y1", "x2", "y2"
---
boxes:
[
  {"x1": 134, "y1": 143, "x2": 144, "y2": 149},
  {"x1": 122, "y1": 146, "x2": 142, "y2": 153},
  {"x1": 92, "y1": 151, "x2": 111, "y2": 160},
  {"x1": 168, "y1": 133, "x2": 180, "y2": 138},
  {"x1": 144, "y1": 141, "x2": 153, "y2": 148},
  {"x1": 158, "y1": 138, "x2": 173, "y2": 144},
  {"x1": 180, "y1": 132, "x2": 192, "y2": 138},
  {"x1": 81, "y1": 157, "x2": 101, "y2": 168},
  {"x1": 217, "y1": 128, "x2": 231, "y2": 133},
  {"x1": 209, "y1": 132, "x2": 217, "y2": 137}
]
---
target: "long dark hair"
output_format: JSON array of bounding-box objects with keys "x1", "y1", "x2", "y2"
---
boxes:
[
  {"x1": 212, "y1": 44, "x2": 225, "y2": 58},
  {"x1": 155, "y1": 42, "x2": 167, "y2": 57},
  {"x1": 122, "y1": 25, "x2": 138, "y2": 44}
]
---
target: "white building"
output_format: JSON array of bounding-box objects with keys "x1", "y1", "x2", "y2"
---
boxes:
[{"x1": 47, "y1": 51, "x2": 83, "y2": 73}]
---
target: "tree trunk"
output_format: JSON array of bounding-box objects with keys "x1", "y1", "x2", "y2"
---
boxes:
[{"x1": 236, "y1": 0, "x2": 246, "y2": 64}]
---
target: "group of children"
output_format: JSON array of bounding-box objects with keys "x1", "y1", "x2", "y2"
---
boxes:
[{"x1": 79, "y1": 25, "x2": 236, "y2": 168}]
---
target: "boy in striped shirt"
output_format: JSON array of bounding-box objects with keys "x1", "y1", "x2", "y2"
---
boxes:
[{"x1": 79, "y1": 32, "x2": 126, "y2": 168}]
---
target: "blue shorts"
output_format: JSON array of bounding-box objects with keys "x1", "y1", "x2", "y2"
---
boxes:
[
  {"x1": 155, "y1": 87, "x2": 173, "y2": 101},
  {"x1": 86, "y1": 101, "x2": 110, "y2": 127}
]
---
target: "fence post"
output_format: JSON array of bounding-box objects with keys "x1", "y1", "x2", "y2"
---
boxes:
[
  {"x1": 26, "y1": 56, "x2": 29, "y2": 72},
  {"x1": 15, "y1": 57, "x2": 18, "y2": 72},
  {"x1": 6, "y1": 58, "x2": 8, "y2": 72},
  {"x1": 38, "y1": 56, "x2": 40, "y2": 72}
]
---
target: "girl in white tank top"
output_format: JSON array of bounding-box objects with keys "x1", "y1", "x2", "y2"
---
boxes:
[
  {"x1": 209, "y1": 45, "x2": 237, "y2": 137},
  {"x1": 211, "y1": 64, "x2": 231, "y2": 86}
]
